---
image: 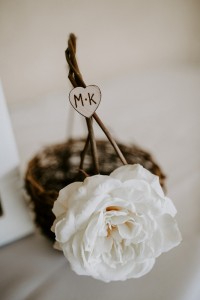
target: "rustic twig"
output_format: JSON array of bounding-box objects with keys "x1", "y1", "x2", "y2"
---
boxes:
[
  {"x1": 93, "y1": 113, "x2": 127, "y2": 165},
  {"x1": 79, "y1": 168, "x2": 90, "y2": 178},
  {"x1": 86, "y1": 118, "x2": 99, "y2": 173},
  {"x1": 65, "y1": 33, "x2": 127, "y2": 173},
  {"x1": 66, "y1": 34, "x2": 99, "y2": 173},
  {"x1": 79, "y1": 134, "x2": 90, "y2": 170}
]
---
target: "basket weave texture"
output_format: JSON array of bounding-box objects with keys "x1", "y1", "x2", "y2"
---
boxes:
[{"x1": 25, "y1": 139, "x2": 165, "y2": 240}]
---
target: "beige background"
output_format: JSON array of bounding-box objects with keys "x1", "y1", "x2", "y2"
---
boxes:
[
  {"x1": 1, "y1": 2, "x2": 200, "y2": 299},
  {"x1": 0, "y1": 0, "x2": 200, "y2": 105}
]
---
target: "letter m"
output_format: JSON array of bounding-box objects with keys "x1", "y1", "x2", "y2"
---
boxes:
[{"x1": 74, "y1": 94, "x2": 84, "y2": 108}]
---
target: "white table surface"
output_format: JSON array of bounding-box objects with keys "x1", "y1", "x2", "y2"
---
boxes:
[{"x1": 1, "y1": 67, "x2": 200, "y2": 300}]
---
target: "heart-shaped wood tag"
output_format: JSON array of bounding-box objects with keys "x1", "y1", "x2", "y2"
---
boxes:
[{"x1": 69, "y1": 85, "x2": 101, "y2": 118}]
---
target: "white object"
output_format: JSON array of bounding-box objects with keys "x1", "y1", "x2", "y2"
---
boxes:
[
  {"x1": 52, "y1": 164, "x2": 182, "y2": 282},
  {"x1": 0, "y1": 81, "x2": 34, "y2": 246},
  {"x1": 69, "y1": 85, "x2": 101, "y2": 117}
]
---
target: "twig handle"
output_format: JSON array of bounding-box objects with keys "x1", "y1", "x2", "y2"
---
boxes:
[
  {"x1": 65, "y1": 33, "x2": 127, "y2": 175},
  {"x1": 93, "y1": 113, "x2": 127, "y2": 165},
  {"x1": 66, "y1": 34, "x2": 99, "y2": 173}
]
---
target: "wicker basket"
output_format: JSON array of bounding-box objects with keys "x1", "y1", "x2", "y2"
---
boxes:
[{"x1": 25, "y1": 139, "x2": 165, "y2": 240}]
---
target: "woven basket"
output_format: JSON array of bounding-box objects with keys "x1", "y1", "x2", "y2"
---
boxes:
[{"x1": 25, "y1": 139, "x2": 165, "y2": 240}]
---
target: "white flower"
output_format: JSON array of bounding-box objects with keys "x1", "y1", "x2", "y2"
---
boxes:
[{"x1": 51, "y1": 164, "x2": 182, "y2": 282}]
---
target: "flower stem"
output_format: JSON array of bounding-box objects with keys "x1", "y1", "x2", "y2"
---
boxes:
[
  {"x1": 85, "y1": 118, "x2": 99, "y2": 174},
  {"x1": 79, "y1": 168, "x2": 89, "y2": 178},
  {"x1": 79, "y1": 134, "x2": 90, "y2": 170},
  {"x1": 93, "y1": 113, "x2": 127, "y2": 165}
]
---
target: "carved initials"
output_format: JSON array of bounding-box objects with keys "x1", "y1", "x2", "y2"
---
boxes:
[
  {"x1": 69, "y1": 85, "x2": 101, "y2": 117},
  {"x1": 74, "y1": 93, "x2": 96, "y2": 107},
  {"x1": 88, "y1": 93, "x2": 96, "y2": 105},
  {"x1": 74, "y1": 94, "x2": 84, "y2": 108}
]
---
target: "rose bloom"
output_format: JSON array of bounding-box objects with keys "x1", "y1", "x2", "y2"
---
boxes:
[{"x1": 52, "y1": 164, "x2": 182, "y2": 282}]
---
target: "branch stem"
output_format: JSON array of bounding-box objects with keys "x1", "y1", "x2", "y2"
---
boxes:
[
  {"x1": 93, "y1": 113, "x2": 127, "y2": 165},
  {"x1": 66, "y1": 33, "x2": 127, "y2": 174},
  {"x1": 86, "y1": 118, "x2": 99, "y2": 174},
  {"x1": 79, "y1": 134, "x2": 90, "y2": 170}
]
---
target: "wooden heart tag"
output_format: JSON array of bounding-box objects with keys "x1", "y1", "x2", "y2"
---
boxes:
[{"x1": 69, "y1": 85, "x2": 101, "y2": 118}]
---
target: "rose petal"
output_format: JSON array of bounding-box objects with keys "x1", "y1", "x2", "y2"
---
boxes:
[
  {"x1": 163, "y1": 197, "x2": 177, "y2": 216},
  {"x1": 150, "y1": 176, "x2": 165, "y2": 197},
  {"x1": 118, "y1": 221, "x2": 135, "y2": 239},
  {"x1": 84, "y1": 212, "x2": 104, "y2": 251},
  {"x1": 110, "y1": 179, "x2": 151, "y2": 204},
  {"x1": 56, "y1": 182, "x2": 82, "y2": 206},
  {"x1": 52, "y1": 201, "x2": 66, "y2": 218},
  {"x1": 83, "y1": 175, "x2": 120, "y2": 195},
  {"x1": 63, "y1": 234, "x2": 89, "y2": 276},
  {"x1": 111, "y1": 164, "x2": 155, "y2": 183},
  {"x1": 156, "y1": 214, "x2": 182, "y2": 252},
  {"x1": 127, "y1": 258, "x2": 155, "y2": 279},
  {"x1": 54, "y1": 211, "x2": 75, "y2": 242}
]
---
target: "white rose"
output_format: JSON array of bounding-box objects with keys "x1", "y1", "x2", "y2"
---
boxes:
[{"x1": 51, "y1": 164, "x2": 182, "y2": 282}]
